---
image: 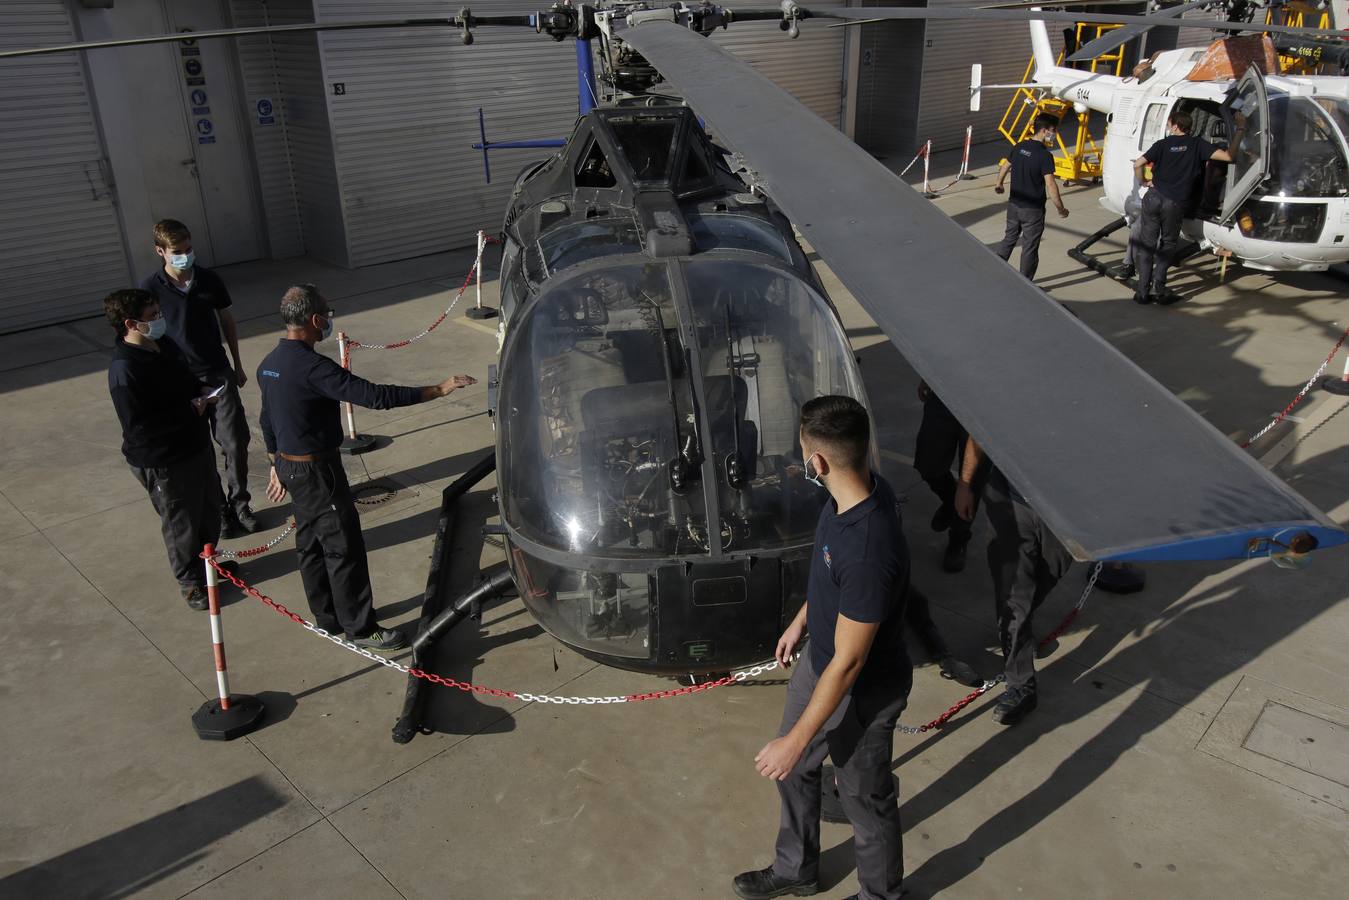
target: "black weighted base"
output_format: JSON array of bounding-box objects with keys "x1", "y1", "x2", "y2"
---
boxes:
[
  {"x1": 466, "y1": 306, "x2": 499, "y2": 320},
  {"x1": 1321, "y1": 375, "x2": 1349, "y2": 396},
  {"x1": 340, "y1": 433, "x2": 377, "y2": 455},
  {"x1": 193, "y1": 694, "x2": 265, "y2": 741},
  {"x1": 1096, "y1": 562, "x2": 1145, "y2": 595},
  {"x1": 820, "y1": 765, "x2": 900, "y2": 824}
]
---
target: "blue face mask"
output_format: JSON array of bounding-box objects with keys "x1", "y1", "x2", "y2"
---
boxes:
[
  {"x1": 804, "y1": 452, "x2": 825, "y2": 489},
  {"x1": 169, "y1": 250, "x2": 195, "y2": 271},
  {"x1": 319, "y1": 313, "x2": 333, "y2": 341},
  {"x1": 139, "y1": 317, "x2": 166, "y2": 340}
]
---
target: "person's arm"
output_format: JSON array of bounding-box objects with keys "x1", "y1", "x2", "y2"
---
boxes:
[
  {"x1": 257, "y1": 384, "x2": 288, "y2": 503},
  {"x1": 216, "y1": 308, "x2": 246, "y2": 387},
  {"x1": 954, "y1": 436, "x2": 986, "y2": 522},
  {"x1": 1210, "y1": 147, "x2": 1232, "y2": 163},
  {"x1": 755, "y1": 613, "x2": 880, "y2": 780},
  {"x1": 993, "y1": 160, "x2": 1011, "y2": 194},
  {"x1": 1136, "y1": 139, "x2": 1161, "y2": 184},
  {"x1": 1046, "y1": 173, "x2": 1069, "y2": 218},
  {"x1": 309, "y1": 354, "x2": 474, "y2": 409}
]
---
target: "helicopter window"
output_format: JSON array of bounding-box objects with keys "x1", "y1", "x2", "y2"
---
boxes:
[
  {"x1": 536, "y1": 220, "x2": 642, "y2": 277},
  {"x1": 609, "y1": 117, "x2": 679, "y2": 182},
  {"x1": 687, "y1": 214, "x2": 793, "y2": 262},
  {"x1": 1140, "y1": 103, "x2": 1168, "y2": 150},
  {"x1": 682, "y1": 145, "x2": 712, "y2": 185},
  {"x1": 682, "y1": 261, "x2": 869, "y2": 551},
  {"x1": 575, "y1": 139, "x2": 616, "y2": 189},
  {"x1": 1265, "y1": 97, "x2": 1349, "y2": 198},
  {"x1": 498, "y1": 263, "x2": 712, "y2": 560}
]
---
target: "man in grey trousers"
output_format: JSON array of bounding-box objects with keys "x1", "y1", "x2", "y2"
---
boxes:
[
  {"x1": 992, "y1": 113, "x2": 1069, "y2": 280},
  {"x1": 733, "y1": 395, "x2": 912, "y2": 900}
]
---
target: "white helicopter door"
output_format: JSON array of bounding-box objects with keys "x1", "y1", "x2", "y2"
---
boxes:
[{"x1": 1219, "y1": 67, "x2": 1272, "y2": 224}]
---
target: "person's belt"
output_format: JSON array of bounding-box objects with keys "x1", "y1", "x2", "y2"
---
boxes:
[{"x1": 277, "y1": 450, "x2": 337, "y2": 462}]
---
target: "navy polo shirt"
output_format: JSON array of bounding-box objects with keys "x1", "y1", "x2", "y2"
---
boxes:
[
  {"x1": 1009, "y1": 139, "x2": 1055, "y2": 209},
  {"x1": 1143, "y1": 135, "x2": 1217, "y2": 205},
  {"x1": 806, "y1": 473, "x2": 910, "y2": 688},
  {"x1": 139, "y1": 266, "x2": 233, "y2": 375},
  {"x1": 257, "y1": 338, "x2": 424, "y2": 456},
  {"x1": 107, "y1": 337, "x2": 211, "y2": 468}
]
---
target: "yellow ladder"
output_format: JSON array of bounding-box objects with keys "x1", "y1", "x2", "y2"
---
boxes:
[{"x1": 1266, "y1": 4, "x2": 1334, "y2": 73}]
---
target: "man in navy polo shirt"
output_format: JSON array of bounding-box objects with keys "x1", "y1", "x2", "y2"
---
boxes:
[
  {"x1": 140, "y1": 219, "x2": 257, "y2": 537},
  {"x1": 733, "y1": 395, "x2": 911, "y2": 900},
  {"x1": 992, "y1": 114, "x2": 1070, "y2": 280},
  {"x1": 1132, "y1": 110, "x2": 1232, "y2": 304}
]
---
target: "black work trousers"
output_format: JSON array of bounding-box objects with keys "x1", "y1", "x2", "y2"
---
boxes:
[
  {"x1": 983, "y1": 475, "x2": 1073, "y2": 690},
  {"x1": 913, "y1": 394, "x2": 978, "y2": 542},
  {"x1": 201, "y1": 368, "x2": 252, "y2": 517},
  {"x1": 276, "y1": 454, "x2": 378, "y2": 639},
  {"x1": 131, "y1": 445, "x2": 221, "y2": 590},
  {"x1": 905, "y1": 585, "x2": 949, "y2": 662},
  {"x1": 773, "y1": 656, "x2": 911, "y2": 900},
  {"x1": 1135, "y1": 189, "x2": 1185, "y2": 296},
  {"x1": 993, "y1": 204, "x2": 1047, "y2": 279}
]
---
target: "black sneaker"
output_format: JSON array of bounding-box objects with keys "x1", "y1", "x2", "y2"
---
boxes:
[
  {"x1": 942, "y1": 531, "x2": 969, "y2": 573},
  {"x1": 233, "y1": 505, "x2": 259, "y2": 534},
  {"x1": 929, "y1": 504, "x2": 952, "y2": 533},
  {"x1": 219, "y1": 510, "x2": 246, "y2": 539},
  {"x1": 1155, "y1": 289, "x2": 1181, "y2": 306},
  {"x1": 1116, "y1": 263, "x2": 1136, "y2": 280},
  {"x1": 732, "y1": 867, "x2": 819, "y2": 899},
  {"x1": 938, "y1": 655, "x2": 982, "y2": 687},
  {"x1": 353, "y1": 628, "x2": 408, "y2": 652},
  {"x1": 183, "y1": 586, "x2": 209, "y2": 611},
  {"x1": 992, "y1": 682, "x2": 1038, "y2": 726},
  {"x1": 1132, "y1": 291, "x2": 1152, "y2": 305}
]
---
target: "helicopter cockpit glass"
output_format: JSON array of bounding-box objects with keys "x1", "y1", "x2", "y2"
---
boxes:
[
  {"x1": 536, "y1": 220, "x2": 642, "y2": 277},
  {"x1": 685, "y1": 260, "x2": 869, "y2": 550},
  {"x1": 499, "y1": 262, "x2": 710, "y2": 560},
  {"x1": 688, "y1": 213, "x2": 794, "y2": 263},
  {"x1": 1222, "y1": 67, "x2": 1271, "y2": 222},
  {"x1": 608, "y1": 115, "x2": 679, "y2": 183},
  {"x1": 1266, "y1": 96, "x2": 1349, "y2": 197}
]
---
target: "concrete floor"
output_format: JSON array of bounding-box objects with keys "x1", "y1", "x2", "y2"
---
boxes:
[{"x1": 1, "y1": 146, "x2": 1346, "y2": 900}]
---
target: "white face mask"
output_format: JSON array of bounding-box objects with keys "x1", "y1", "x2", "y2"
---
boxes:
[
  {"x1": 168, "y1": 250, "x2": 195, "y2": 271},
  {"x1": 803, "y1": 451, "x2": 825, "y2": 489},
  {"x1": 138, "y1": 317, "x2": 166, "y2": 340}
]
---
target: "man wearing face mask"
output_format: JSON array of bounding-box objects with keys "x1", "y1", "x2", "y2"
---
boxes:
[
  {"x1": 139, "y1": 219, "x2": 257, "y2": 539},
  {"x1": 256, "y1": 284, "x2": 477, "y2": 651},
  {"x1": 733, "y1": 395, "x2": 911, "y2": 900},
  {"x1": 106, "y1": 289, "x2": 222, "y2": 611},
  {"x1": 992, "y1": 114, "x2": 1070, "y2": 280}
]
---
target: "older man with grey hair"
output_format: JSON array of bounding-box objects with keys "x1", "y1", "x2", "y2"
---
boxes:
[{"x1": 256, "y1": 284, "x2": 476, "y2": 650}]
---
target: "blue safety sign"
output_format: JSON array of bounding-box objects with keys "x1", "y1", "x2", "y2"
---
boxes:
[
  {"x1": 184, "y1": 58, "x2": 202, "y2": 77},
  {"x1": 191, "y1": 89, "x2": 208, "y2": 106},
  {"x1": 256, "y1": 97, "x2": 275, "y2": 126},
  {"x1": 196, "y1": 118, "x2": 214, "y2": 136}
]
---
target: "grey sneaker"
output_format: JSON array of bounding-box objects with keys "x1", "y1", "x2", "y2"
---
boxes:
[
  {"x1": 353, "y1": 628, "x2": 408, "y2": 652},
  {"x1": 183, "y1": 586, "x2": 209, "y2": 611}
]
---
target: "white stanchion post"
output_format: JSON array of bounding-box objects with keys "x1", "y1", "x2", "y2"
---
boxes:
[
  {"x1": 191, "y1": 545, "x2": 264, "y2": 740},
  {"x1": 1324, "y1": 354, "x2": 1349, "y2": 396},
  {"x1": 959, "y1": 125, "x2": 977, "y2": 180},
  {"x1": 466, "y1": 228, "x2": 499, "y2": 320},
  {"x1": 922, "y1": 140, "x2": 938, "y2": 198},
  {"x1": 337, "y1": 331, "x2": 376, "y2": 454}
]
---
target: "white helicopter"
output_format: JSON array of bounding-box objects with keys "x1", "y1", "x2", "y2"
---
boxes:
[{"x1": 976, "y1": 4, "x2": 1349, "y2": 276}]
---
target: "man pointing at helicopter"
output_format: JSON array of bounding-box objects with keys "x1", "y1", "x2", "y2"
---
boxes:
[{"x1": 733, "y1": 396, "x2": 910, "y2": 900}]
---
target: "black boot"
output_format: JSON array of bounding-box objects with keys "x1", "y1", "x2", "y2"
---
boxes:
[
  {"x1": 942, "y1": 530, "x2": 969, "y2": 573},
  {"x1": 732, "y1": 867, "x2": 819, "y2": 899},
  {"x1": 992, "y1": 681, "x2": 1038, "y2": 726}
]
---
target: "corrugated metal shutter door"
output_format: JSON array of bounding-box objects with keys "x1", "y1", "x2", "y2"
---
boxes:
[
  {"x1": 853, "y1": 9, "x2": 926, "y2": 157},
  {"x1": 314, "y1": 1, "x2": 577, "y2": 268},
  {"x1": 712, "y1": 1, "x2": 847, "y2": 127},
  {"x1": 917, "y1": 0, "x2": 1047, "y2": 151},
  {"x1": 0, "y1": 1, "x2": 131, "y2": 333}
]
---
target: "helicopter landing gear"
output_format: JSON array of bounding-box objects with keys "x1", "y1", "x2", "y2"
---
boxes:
[{"x1": 1069, "y1": 216, "x2": 1202, "y2": 292}]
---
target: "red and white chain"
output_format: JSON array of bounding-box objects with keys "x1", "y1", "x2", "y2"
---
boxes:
[
  {"x1": 1241, "y1": 324, "x2": 1349, "y2": 449},
  {"x1": 216, "y1": 520, "x2": 297, "y2": 560}
]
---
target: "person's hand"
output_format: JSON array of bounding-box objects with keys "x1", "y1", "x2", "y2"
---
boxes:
[
  {"x1": 775, "y1": 619, "x2": 806, "y2": 667},
  {"x1": 191, "y1": 396, "x2": 209, "y2": 415},
  {"x1": 437, "y1": 374, "x2": 478, "y2": 396},
  {"x1": 954, "y1": 481, "x2": 976, "y2": 522},
  {"x1": 755, "y1": 735, "x2": 806, "y2": 781},
  {"x1": 916, "y1": 380, "x2": 931, "y2": 403},
  {"x1": 266, "y1": 466, "x2": 287, "y2": 503},
  {"x1": 236, "y1": 368, "x2": 248, "y2": 388},
  {"x1": 993, "y1": 184, "x2": 1005, "y2": 195},
  {"x1": 1057, "y1": 206, "x2": 1070, "y2": 219}
]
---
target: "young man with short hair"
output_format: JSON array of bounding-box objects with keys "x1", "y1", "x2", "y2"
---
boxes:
[
  {"x1": 257, "y1": 284, "x2": 477, "y2": 651},
  {"x1": 733, "y1": 395, "x2": 911, "y2": 900},
  {"x1": 105, "y1": 289, "x2": 221, "y2": 610},
  {"x1": 993, "y1": 113, "x2": 1070, "y2": 280},
  {"x1": 139, "y1": 219, "x2": 257, "y2": 537},
  {"x1": 1132, "y1": 110, "x2": 1233, "y2": 304}
]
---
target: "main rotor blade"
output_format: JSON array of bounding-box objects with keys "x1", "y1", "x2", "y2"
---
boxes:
[
  {"x1": 0, "y1": 16, "x2": 533, "y2": 59},
  {"x1": 619, "y1": 20, "x2": 1345, "y2": 562},
  {"x1": 1066, "y1": 0, "x2": 1209, "y2": 62},
  {"x1": 821, "y1": 7, "x2": 1349, "y2": 42}
]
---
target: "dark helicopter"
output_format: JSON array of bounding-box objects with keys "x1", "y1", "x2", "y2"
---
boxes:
[{"x1": 7, "y1": 4, "x2": 1346, "y2": 732}]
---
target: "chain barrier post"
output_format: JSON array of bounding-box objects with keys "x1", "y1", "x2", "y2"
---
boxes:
[
  {"x1": 192, "y1": 545, "x2": 265, "y2": 740},
  {"x1": 959, "y1": 125, "x2": 977, "y2": 180},
  {"x1": 922, "y1": 140, "x2": 939, "y2": 199},
  {"x1": 1321, "y1": 353, "x2": 1349, "y2": 396},
  {"x1": 337, "y1": 330, "x2": 377, "y2": 455},
  {"x1": 465, "y1": 229, "x2": 498, "y2": 320}
]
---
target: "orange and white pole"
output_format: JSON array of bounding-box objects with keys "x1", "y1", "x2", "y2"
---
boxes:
[
  {"x1": 337, "y1": 332, "x2": 376, "y2": 453},
  {"x1": 959, "y1": 125, "x2": 976, "y2": 180},
  {"x1": 204, "y1": 544, "x2": 231, "y2": 711},
  {"x1": 466, "y1": 228, "x2": 499, "y2": 320},
  {"x1": 192, "y1": 546, "x2": 265, "y2": 740},
  {"x1": 922, "y1": 140, "x2": 938, "y2": 198}
]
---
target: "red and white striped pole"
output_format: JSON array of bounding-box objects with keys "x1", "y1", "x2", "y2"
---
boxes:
[
  {"x1": 466, "y1": 228, "x2": 499, "y2": 320},
  {"x1": 922, "y1": 140, "x2": 938, "y2": 198},
  {"x1": 337, "y1": 331, "x2": 376, "y2": 454},
  {"x1": 959, "y1": 125, "x2": 977, "y2": 180},
  {"x1": 1323, "y1": 354, "x2": 1349, "y2": 396},
  {"x1": 192, "y1": 545, "x2": 265, "y2": 740}
]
